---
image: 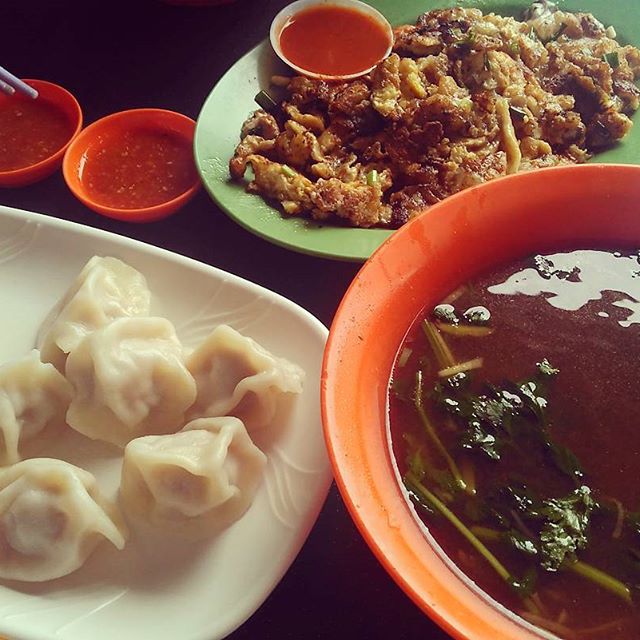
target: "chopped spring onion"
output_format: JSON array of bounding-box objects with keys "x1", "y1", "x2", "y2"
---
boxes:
[
  {"x1": 366, "y1": 169, "x2": 379, "y2": 187},
  {"x1": 453, "y1": 30, "x2": 477, "y2": 49},
  {"x1": 413, "y1": 372, "x2": 467, "y2": 492},
  {"x1": 509, "y1": 106, "x2": 528, "y2": 121},
  {"x1": 470, "y1": 525, "x2": 504, "y2": 542},
  {"x1": 398, "y1": 347, "x2": 413, "y2": 368},
  {"x1": 438, "y1": 357, "x2": 484, "y2": 378},
  {"x1": 568, "y1": 560, "x2": 632, "y2": 605},
  {"x1": 435, "y1": 322, "x2": 494, "y2": 337},
  {"x1": 281, "y1": 165, "x2": 296, "y2": 178},
  {"x1": 603, "y1": 51, "x2": 620, "y2": 68},
  {"x1": 406, "y1": 473, "x2": 513, "y2": 583},
  {"x1": 255, "y1": 90, "x2": 278, "y2": 112}
]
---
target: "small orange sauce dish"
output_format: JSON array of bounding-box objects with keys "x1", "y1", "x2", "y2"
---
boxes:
[
  {"x1": 322, "y1": 164, "x2": 640, "y2": 640},
  {"x1": 270, "y1": 0, "x2": 393, "y2": 81},
  {"x1": 0, "y1": 79, "x2": 83, "y2": 188},
  {"x1": 63, "y1": 109, "x2": 200, "y2": 222}
]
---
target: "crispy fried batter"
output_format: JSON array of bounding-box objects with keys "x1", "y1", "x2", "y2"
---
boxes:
[
  {"x1": 245, "y1": 155, "x2": 314, "y2": 215},
  {"x1": 311, "y1": 178, "x2": 391, "y2": 227},
  {"x1": 229, "y1": 135, "x2": 276, "y2": 180},
  {"x1": 230, "y1": 4, "x2": 640, "y2": 228},
  {"x1": 240, "y1": 109, "x2": 280, "y2": 140}
]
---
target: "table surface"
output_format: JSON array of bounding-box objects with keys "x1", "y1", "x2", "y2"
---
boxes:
[{"x1": 1, "y1": 1, "x2": 451, "y2": 638}]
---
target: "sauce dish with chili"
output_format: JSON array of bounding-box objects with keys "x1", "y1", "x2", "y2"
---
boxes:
[
  {"x1": 269, "y1": 0, "x2": 393, "y2": 81},
  {"x1": 0, "y1": 79, "x2": 82, "y2": 188},
  {"x1": 63, "y1": 109, "x2": 200, "y2": 222}
]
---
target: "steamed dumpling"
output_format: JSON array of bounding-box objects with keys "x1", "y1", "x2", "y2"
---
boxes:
[
  {"x1": 0, "y1": 350, "x2": 73, "y2": 465},
  {"x1": 186, "y1": 325, "x2": 305, "y2": 430},
  {"x1": 65, "y1": 317, "x2": 197, "y2": 447},
  {"x1": 120, "y1": 416, "x2": 266, "y2": 531},
  {"x1": 37, "y1": 256, "x2": 151, "y2": 371},
  {"x1": 0, "y1": 458, "x2": 128, "y2": 582}
]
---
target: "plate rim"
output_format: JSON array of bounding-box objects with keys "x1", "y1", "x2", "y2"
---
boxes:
[{"x1": 0, "y1": 203, "x2": 332, "y2": 640}]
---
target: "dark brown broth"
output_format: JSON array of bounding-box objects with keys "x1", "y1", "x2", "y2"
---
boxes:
[{"x1": 389, "y1": 249, "x2": 640, "y2": 639}]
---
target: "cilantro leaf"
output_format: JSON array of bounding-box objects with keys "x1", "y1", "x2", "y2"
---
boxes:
[
  {"x1": 517, "y1": 380, "x2": 548, "y2": 422},
  {"x1": 509, "y1": 530, "x2": 539, "y2": 556},
  {"x1": 433, "y1": 304, "x2": 459, "y2": 325},
  {"x1": 539, "y1": 486, "x2": 595, "y2": 571},
  {"x1": 548, "y1": 441, "x2": 584, "y2": 480},
  {"x1": 537, "y1": 358, "x2": 559, "y2": 376},
  {"x1": 461, "y1": 420, "x2": 500, "y2": 460}
]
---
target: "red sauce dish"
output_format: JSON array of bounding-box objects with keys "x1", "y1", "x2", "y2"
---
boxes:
[
  {"x1": 0, "y1": 79, "x2": 83, "y2": 188},
  {"x1": 270, "y1": 0, "x2": 393, "y2": 81},
  {"x1": 63, "y1": 109, "x2": 200, "y2": 222}
]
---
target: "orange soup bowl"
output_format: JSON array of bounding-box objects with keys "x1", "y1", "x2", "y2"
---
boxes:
[
  {"x1": 63, "y1": 109, "x2": 201, "y2": 222},
  {"x1": 322, "y1": 163, "x2": 640, "y2": 640},
  {"x1": 0, "y1": 79, "x2": 83, "y2": 188}
]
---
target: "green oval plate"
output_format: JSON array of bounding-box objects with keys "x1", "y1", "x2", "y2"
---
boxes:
[{"x1": 194, "y1": 0, "x2": 640, "y2": 262}]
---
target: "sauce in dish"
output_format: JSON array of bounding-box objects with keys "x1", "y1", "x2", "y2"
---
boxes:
[
  {"x1": 278, "y1": 4, "x2": 392, "y2": 77},
  {"x1": 0, "y1": 98, "x2": 75, "y2": 172},
  {"x1": 80, "y1": 128, "x2": 198, "y2": 210},
  {"x1": 389, "y1": 249, "x2": 640, "y2": 639}
]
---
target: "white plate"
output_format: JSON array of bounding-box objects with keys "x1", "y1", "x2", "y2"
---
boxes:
[{"x1": 0, "y1": 205, "x2": 331, "y2": 640}]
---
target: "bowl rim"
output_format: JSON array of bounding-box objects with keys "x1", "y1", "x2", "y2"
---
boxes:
[
  {"x1": 321, "y1": 163, "x2": 640, "y2": 640},
  {"x1": 0, "y1": 79, "x2": 83, "y2": 185},
  {"x1": 269, "y1": 0, "x2": 394, "y2": 82},
  {"x1": 62, "y1": 107, "x2": 201, "y2": 223}
]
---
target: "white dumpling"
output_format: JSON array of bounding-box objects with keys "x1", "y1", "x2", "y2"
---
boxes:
[
  {"x1": 120, "y1": 416, "x2": 266, "y2": 532},
  {"x1": 186, "y1": 325, "x2": 305, "y2": 430},
  {"x1": 0, "y1": 350, "x2": 73, "y2": 465},
  {"x1": 37, "y1": 256, "x2": 151, "y2": 371},
  {"x1": 0, "y1": 458, "x2": 128, "y2": 582},
  {"x1": 65, "y1": 317, "x2": 197, "y2": 447}
]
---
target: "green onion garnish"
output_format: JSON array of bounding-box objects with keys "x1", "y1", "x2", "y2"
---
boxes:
[
  {"x1": 603, "y1": 51, "x2": 620, "y2": 68},
  {"x1": 281, "y1": 165, "x2": 296, "y2": 178},
  {"x1": 255, "y1": 90, "x2": 277, "y2": 112},
  {"x1": 366, "y1": 169, "x2": 379, "y2": 187},
  {"x1": 509, "y1": 106, "x2": 528, "y2": 121}
]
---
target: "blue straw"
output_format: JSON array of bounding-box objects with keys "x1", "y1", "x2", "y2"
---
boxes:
[
  {"x1": 0, "y1": 66, "x2": 38, "y2": 99},
  {"x1": 0, "y1": 79, "x2": 16, "y2": 96}
]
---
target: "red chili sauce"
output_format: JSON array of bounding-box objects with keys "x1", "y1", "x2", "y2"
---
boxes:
[
  {"x1": 81, "y1": 128, "x2": 197, "y2": 209},
  {"x1": 389, "y1": 249, "x2": 640, "y2": 640},
  {"x1": 0, "y1": 98, "x2": 74, "y2": 172},
  {"x1": 278, "y1": 5, "x2": 391, "y2": 77}
]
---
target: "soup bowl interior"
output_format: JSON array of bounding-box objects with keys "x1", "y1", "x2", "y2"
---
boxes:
[{"x1": 322, "y1": 163, "x2": 640, "y2": 640}]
